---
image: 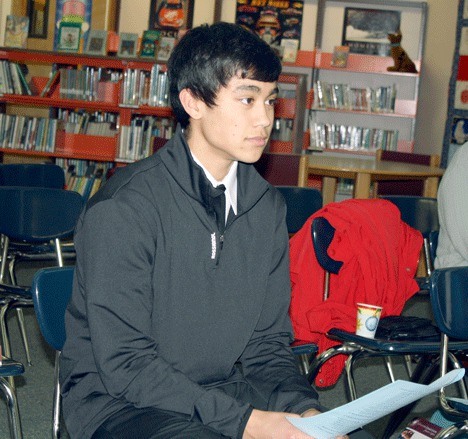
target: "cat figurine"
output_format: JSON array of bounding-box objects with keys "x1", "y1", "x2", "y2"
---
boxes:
[{"x1": 387, "y1": 31, "x2": 418, "y2": 73}]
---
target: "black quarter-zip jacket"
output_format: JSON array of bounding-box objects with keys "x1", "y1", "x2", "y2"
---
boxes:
[{"x1": 60, "y1": 125, "x2": 320, "y2": 439}]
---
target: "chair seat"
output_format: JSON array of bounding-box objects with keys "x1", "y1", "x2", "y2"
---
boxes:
[
  {"x1": 328, "y1": 328, "x2": 468, "y2": 355},
  {"x1": 0, "y1": 359, "x2": 24, "y2": 377}
]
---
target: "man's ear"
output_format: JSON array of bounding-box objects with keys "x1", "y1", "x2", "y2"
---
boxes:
[{"x1": 179, "y1": 88, "x2": 203, "y2": 120}]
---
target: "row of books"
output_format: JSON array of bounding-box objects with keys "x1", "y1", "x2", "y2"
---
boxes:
[
  {"x1": 120, "y1": 66, "x2": 169, "y2": 107},
  {"x1": 117, "y1": 116, "x2": 174, "y2": 161},
  {"x1": 58, "y1": 67, "x2": 121, "y2": 101},
  {"x1": 57, "y1": 109, "x2": 118, "y2": 137},
  {"x1": 309, "y1": 121, "x2": 399, "y2": 151},
  {"x1": 0, "y1": 113, "x2": 57, "y2": 152},
  {"x1": 0, "y1": 61, "x2": 32, "y2": 95},
  {"x1": 56, "y1": 160, "x2": 114, "y2": 200},
  {"x1": 313, "y1": 80, "x2": 397, "y2": 113}
]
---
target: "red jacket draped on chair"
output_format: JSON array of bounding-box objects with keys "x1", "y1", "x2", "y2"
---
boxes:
[{"x1": 289, "y1": 198, "x2": 423, "y2": 387}]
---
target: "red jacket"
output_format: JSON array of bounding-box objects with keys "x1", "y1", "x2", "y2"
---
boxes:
[{"x1": 289, "y1": 198, "x2": 422, "y2": 387}]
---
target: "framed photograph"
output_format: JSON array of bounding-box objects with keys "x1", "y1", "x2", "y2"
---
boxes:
[
  {"x1": 57, "y1": 21, "x2": 81, "y2": 52},
  {"x1": 342, "y1": 7, "x2": 401, "y2": 56},
  {"x1": 139, "y1": 29, "x2": 161, "y2": 58},
  {"x1": 85, "y1": 30, "x2": 108, "y2": 55},
  {"x1": 149, "y1": 0, "x2": 193, "y2": 35},
  {"x1": 118, "y1": 32, "x2": 139, "y2": 58},
  {"x1": 4, "y1": 15, "x2": 30, "y2": 48},
  {"x1": 27, "y1": 0, "x2": 49, "y2": 38},
  {"x1": 157, "y1": 36, "x2": 176, "y2": 62}
]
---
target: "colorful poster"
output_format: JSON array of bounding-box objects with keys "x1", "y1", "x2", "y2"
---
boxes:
[
  {"x1": 53, "y1": 0, "x2": 92, "y2": 51},
  {"x1": 235, "y1": 1, "x2": 303, "y2": 52}
]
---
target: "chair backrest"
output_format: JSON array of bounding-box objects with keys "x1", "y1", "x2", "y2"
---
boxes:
[
  {"x1": 31, "y1": 266, "x2": 75, "y2": 351},
  {"x1": 430, "y1": 267, "x2": 468, "y2": 340},
  {"x1": 276, "y1": 186, "x2": 323, "y2": 234},
  {"x1": 254, "y1": 153, "x2": 302, "y2": 186},
  {"x1": 0, "y1": 163, "x2": 65, "y2": 188},
  {"x1": 376, "y1": 150, "x2": 440, "y2": 196},
  {"x1": 380, "y1": 196, "x2": 439, "y2": 238},
  {"x1": 311, "y1": 217, "x2": 343, "y2": 275},
  {"x1": 0, "y1": 187, "x2": 84, "y2": 242}
]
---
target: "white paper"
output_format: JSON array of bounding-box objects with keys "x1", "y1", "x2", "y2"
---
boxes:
[{"x1": 288, "y1": 368, "x2": 465, "y2": 439}]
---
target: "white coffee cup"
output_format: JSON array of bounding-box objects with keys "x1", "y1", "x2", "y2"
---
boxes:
[{"x1": 356, "y1": 303, "x2": 383, "y2": 338}]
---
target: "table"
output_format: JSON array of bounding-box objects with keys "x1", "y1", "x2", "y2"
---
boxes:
[{"x1": 298, "y1": 154, "x2": 444, "y2": 205}]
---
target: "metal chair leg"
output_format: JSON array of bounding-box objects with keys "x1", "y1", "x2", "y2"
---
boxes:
[
  {"x1": 1, "y1": 302, "x2": 15, "y2": 391},
  {"x1": 14, "y1": 309, "x2": 32, "y2": 366},
  {"x1": 52, "y1": 351, "x2": 61, "y2": 439},
  {"x1": 0, "y1": 376, "x2": 23, "y2": 439}
]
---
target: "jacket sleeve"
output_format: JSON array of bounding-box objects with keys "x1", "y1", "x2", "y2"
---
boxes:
[
  {"x1": 75, "y1": 196, "x2": 251, "y2": 438},
  {"x1": 238, "y1": 196, "x2": 322, "y2": 416},
  {"x1": 435, "y1": 144, "x2": 468, "y2": 267}
]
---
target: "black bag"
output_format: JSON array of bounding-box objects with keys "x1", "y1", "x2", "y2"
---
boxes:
[{"x1": 376, "y1": 315, "x2": 440, "y2": 341}]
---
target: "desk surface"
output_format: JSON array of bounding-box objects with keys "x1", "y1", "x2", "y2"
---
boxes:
[{"x1": 306, "y1": 154, "x2": 445, "y2": 178}]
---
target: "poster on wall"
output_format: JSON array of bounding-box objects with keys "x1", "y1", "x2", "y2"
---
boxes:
[
  {"x1": 53, "y1": 0, "x2": 92, "y2": 52},
  {"x1": 235, "y1": 1, "x2": 304, "y2": 56},
  {"x1": 342, "y1": 7, "x2": 400, "y2": 56},
  {"x1": 148, "y1": 0, "x2": 194, "y2": 38}
]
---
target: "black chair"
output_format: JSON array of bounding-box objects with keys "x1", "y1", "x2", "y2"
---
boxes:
[
  {"x1": 276, "y1": 185, "x2": 323, "y2": 235},
  {"x1": 0, "y1": 163, "x2": 65, "y2": 188},
  {"x1": 31, "y1": 266, "x2": 74, "y2": 439},
  {"x1": 0, "y1": 187, "x2": 84, "y2": 367},
  {"x1": 381, "y1": 196, "x2": 439, "y2": 280},
  {"x1": 275, "y1": 186, "x2": 322, "y2": 373},
  {"x1": 430, "y1": 267, "x2": 468, "y2": 438}
]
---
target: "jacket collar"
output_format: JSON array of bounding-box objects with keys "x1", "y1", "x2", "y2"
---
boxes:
[{"x1": 159, "y1": 124, "x2": 270, "y2": 215}]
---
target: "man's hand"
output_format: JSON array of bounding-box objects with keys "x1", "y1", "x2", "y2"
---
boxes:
[
  {"x1": 243, "y1": 409, "x2": 349, "y2": 439},
  {"x1": 299, "y1": 409, "x2": 348, "y2": 439},
  {"x1": 243, "y1": 409, "x2": 314, "y2": 439}
]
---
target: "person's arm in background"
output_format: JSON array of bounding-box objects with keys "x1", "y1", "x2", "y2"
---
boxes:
[{"x1": 436, "y1": 143, "x2": 468, "y2": 268}]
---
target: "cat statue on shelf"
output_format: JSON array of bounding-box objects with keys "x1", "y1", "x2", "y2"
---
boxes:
[{"x1": 387, "y1": 30, "x2": 418, "y2": 73}]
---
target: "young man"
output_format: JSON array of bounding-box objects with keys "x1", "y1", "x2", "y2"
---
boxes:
[{"x1": 60, "y1": 22, "x2": 344, "y2": 439}]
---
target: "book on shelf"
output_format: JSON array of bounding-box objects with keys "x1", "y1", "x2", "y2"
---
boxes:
[
  {"x1": 157, "y1": 36, "x2": 176, "y2": 62},
  {"x1": 40, "y1": 70, "x2": 60, "y2": 97},
  {"x1": 281, "y1": 39, "x2": 299, "y2": 63},
  {"x1": 118, "y1": 32, "x2": 139, "y2": 58},
  {"x1": 139, "y1": 29, "x2": 161, "y2": 58},
  {"x1": 85, "y1": 30, "x2": 109, "y2": 56},
  {"x1": 4, "y1": 15, "x2": 29, "y2": 48},
  {"x1": 397, "y1": 418, "x2": 442, "y2": 439},
  {"x1": 313, "y1": 80, "x2": 396, "y2": 113},
  {"x1": 331, "y1": 45, "x2": 350, "y2": 68}
]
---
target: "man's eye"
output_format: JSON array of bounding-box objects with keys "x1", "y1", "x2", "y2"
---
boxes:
[
  {"x1": 241, "y1": 97, "x2": 254, "y2": 105},
  {"x1": 266, "y1": 98, "x2": 277, "y2": 106}
]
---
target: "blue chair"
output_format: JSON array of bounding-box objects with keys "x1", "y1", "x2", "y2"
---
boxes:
[
  {"x1": 0, "y1": 187, "x2": 84, "y2": 366},
  {"x1": 31, "y1": 266, "x2": 74, "y2": 439},
  {"x1": 381, "y1": 196, "x2": 439, "y2": 279},
  {"x1": 430, "y1": 267, "x2": 468, "y2": 438},
  {"x1": 276, "y1": 186, "x2": 322, "y2": 373},
  {"x1": 0, "y1": 355, "x2": 24, "y2": 439},
  {"x1": 307, "y1": 217, "x2": 467, "y2": 401},
  {"x1": 0, "y1": 163, "x2": 65, "y2": 189},
  {"x1": 276, "y1": 186, "x2": 323, "y2": 235}
]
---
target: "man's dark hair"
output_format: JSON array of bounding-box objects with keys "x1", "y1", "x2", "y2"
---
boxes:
[{"x1": 167, "y1": 22, "x2": 282, "y2": 128}]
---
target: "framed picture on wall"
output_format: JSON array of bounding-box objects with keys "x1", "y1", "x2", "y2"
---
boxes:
[
  {"x1": 118, "y1": 32, "x2": 139, "y2": 58},
  {"x1": 148, "y1": 0, "x2": 194, "y2": 35},
  {"x1": 85, "y1": 30, "x2": 108, "y2": 56},
  {"x1": 342, "y1": 7, "x2": 401, "y2": 56},
  {"x1": 57, "y1": 22, "x2": 81, "y2": 52}
]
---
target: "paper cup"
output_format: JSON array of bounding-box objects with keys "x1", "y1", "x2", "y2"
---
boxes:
[{"x1": 356, "y1": 303, "x2": 383, "y2": 338}]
